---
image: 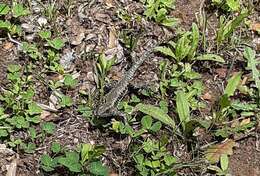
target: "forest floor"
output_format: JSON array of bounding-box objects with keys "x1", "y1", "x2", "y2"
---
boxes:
[{"x1": 0, "y1": 0, "x2": 259, "y2": 176}]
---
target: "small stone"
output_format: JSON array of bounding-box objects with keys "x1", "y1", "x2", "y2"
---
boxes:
[
  {"x1": 37, "y1": 17, "x2": 48, "y2": 27},
  {"x1": 21, "y1": 23, "x2": 34, "y2": 33}
]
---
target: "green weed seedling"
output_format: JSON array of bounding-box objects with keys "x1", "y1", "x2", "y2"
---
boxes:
[
  {"x1": 216, "y1": 9, "x2": 249, "y2": 48},
  {"x1": 211, "y1": 0, "x2": 241, "y2": 12},
  {"x1": 0, "y1": 3, "x2": 30, "y2": 36},
  {"x1": 40, "y1": 143, "x2": 109, "y2": 175},
  {"x1": 155, "y1": 23, "x2": 224, "y2": 63},
  {"x1": 142, "y1": 0, "x2": 178, "y2": 26},
  {"x1": 95, "y1": 54, "x2": 115, "y2": 97},
  {"x1": 38, "y1": 30, "x2": 65, "y2": 72},
  {"x1": 208, "y1": 154, "x2": 231, "y2": 176},
  {"x1": 133, "y1": 137, "x2": 177, "y2": 176},
  {"x1": 0, "y1": 64, "x2": 44, "y2": 153}
]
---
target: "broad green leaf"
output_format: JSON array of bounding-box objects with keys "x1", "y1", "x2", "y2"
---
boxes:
[
  {"x1": 0, "y1": 4, "x2": 10, "y2": 15},
  {"x1": 136, "y1": 103, "x2": 175, "y2": 129},
  {"x1": 176, "y1": 91, "x2": 190, "y2": 130},
  {"x1": 40, "y1": 154, "x2": 57, "y2": 172},
  {"x1": 188, "y1": 23, "x2": 200, "y2": 59},
  {"x1": 175, "y1": 32, "x2": 191, "y2": 61},
  {"x1": 39, "y1": 30, "x2": 51, "y2": 39},
  {"x1": 224, "y1": 72, "x2": 242, "y2": 97},
  {"x1": 150, "y1": 121, "x2": 162, "y2": 132},
  {"x1": 81, "y1": 143, "x2": 94, "y2": 163},
  {"x1": 141, "y1": 115, "x2": 153, "y2": 129},
  {"x1": 226, "y1": 0, "x2": 240, "y2": 11},
  {"x1": 58, "y1": 153, "x2": 82, "y2": 173},
  {"x1": 0, "y1": 20, "x2": 11, "y2": 29},
  {"x1": 7, "y1": 64, "x2": 20, "y2": 73},
  {"x1": 64, "y1": 75, "x2": 78, "y2": 88},
  {"x1": 89, "y1": 161, "x2": 109, "y2": 176},
  {"x1": 194, "y1": 54, "x2": 225, "y2": 63},
  {"x1": 223, "y1": 10, "x2": 248, "y2": 38},
  {"x1": 12, "y1": 4, "x2": 30, "y2": 17},
  {"x1": 48, "y1": 38, "x2": 65, "y2": 50},
  {"x1": 27, "y1": 102, "x2": 42, "y2": 115},
  {"x1": 162, "y1": 17, "x2": 178, "y2": 27},
  {"x1": 51, "y1": 142, "x2": 61, "y2": 154},
  {"x1": 243, "y1": 47, "x2": 260, "y2": 98},
  {"x1": 220, "y1": 154, "x2": 229, "y2": 171},
  {"x1": 60, "y1": 95, "x2": 73, "y2": 107},
  {"x1": 42, "y1": 122, "x2": 56, "y2": 134},
  {"x1": 154, "y1": 46, "x2": 176, "y2": 58}
]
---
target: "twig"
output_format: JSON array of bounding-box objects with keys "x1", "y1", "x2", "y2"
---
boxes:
[{"x1": 7, "y1": 33, "x2": 22, "y2": 46}]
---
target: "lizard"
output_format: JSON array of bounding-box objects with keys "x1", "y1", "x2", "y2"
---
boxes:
[{"x1": 94, "y1": 36, "x2": 172, "y2": 118}]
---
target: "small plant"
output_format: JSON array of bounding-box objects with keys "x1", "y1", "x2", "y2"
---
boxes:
[
  {"x1": 216, "y1": 10, "x2": 249, "y2": 48},
  {"x1": 0, "y1": 64, "x2": 46, "y2": 153},
  {"x1": 0, "y1": 3, "x2": 30, "y2": 36},
  {"x1": 211, "y1": 0, "x2": 241, "y2": 12},
  {"x1": 133, "y1": 138, "x2": 177, "y2": 175},
  {"x1": 142, "y1": 0, "x2": 178, "y2": 26},
  {"x1": 40, "y1": 143, "x2": 108, "y2": 175},
  {"x1": 95, "y1": 54, "x2": 115, "y2": 97}
]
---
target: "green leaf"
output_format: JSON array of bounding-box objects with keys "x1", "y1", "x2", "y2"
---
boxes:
[
  {"x1": 28, "y1": 127, "x2": 37, "y2": 140},
  {"x1": 81, "y1": 143, "x2": 94, "y2": 164},
  {"x1": 42, "y1": 122, "x2": 56, "y2": 134},
  {"x1": 175, "y1": 32, "x2": 191, "y2": 61},
  {"x1": 176, "y1": 91, "x2": 190, "y2": 130},
  {"x1": 0, "y1": 4, "x2": 10, "y2": 15},
  {"x1": 48, "y1": 38, "x2": 65, "y2": 50},
  {"x1": 27, "y1": 102, "x2": 42, "y2": 115},
  {"x1": 58, "y1": 152, "x2": 82, "y2": 173},
  {"x1": 188, "y1": 23, "x2": 200, "y2": 59},
  {"x1": 150, "y1": 121, "x2": 162, "y2": 132},
  {"x1": 60, "y1": 95, "x2": 73, "y2": 107},
  {"x1": 22, "y1": 142, "x2": 36, "y2": 153},
  {"x1": 51, "y1": 142, "x2": 61, "y2": 154},
  {"x1": 136, "y1": 103, "x2": 175, "y2": 129},
  {"x1": 154, "y1": 46, "x2": 176, "y2": 58},
  {"x1": 39, "y1": 30, "x2": 51, "y2": 40},
  {"x1": 162, "y1": 17, "x2": 178, "y2": 27},
  {"x1": 226, "y1": 0, "x2": 240, "y2": 11},
  {"x1": 64, "y1": 74, "x2": 78, "y2": 88},
  {"x1": 243, "y1": 47, "x2": 260, "y2": 98},
  {"x1": 89, "y1": 161, "x2": 109, "y2": 176},
  {"x1": 0, "y1": 20, "x2": 11, "y2": 30},
  {"x1": 0, "y1": 129, "x2": 8, "y2": 137},
  {"x1": 193, "y1": 54, "x2": 225, "y2": 63},
  {"x1": 224, "y1": 72, "x2": 242, "y2": 97},
  {"x1": 40, "y1": 154, "x2": 57, "y2": 172},
  {"x1": 164, "y1": 155, "x2": 177, "y2": 166},
  {"x1": 141, "y1": 115, "x2": 153, "y2": 129},
  {"x1": 220, "y1": 154, "x2": 229, "y2": 171},
  {"x1": 12, "y1": 4, "x2": 29, "y2": 17},
  {"x1": 7, "y1": 64, "x2": 20, "y2": 73}
]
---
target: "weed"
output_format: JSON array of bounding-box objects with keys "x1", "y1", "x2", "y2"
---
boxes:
[
  {"x1": 142, "y1": 0, "x2": 178, "y2": 26},
  {"x1": 40, "y1": 143, "x2": 108, "y2": 175},
  {"x1": 95, "y1": 54, "x2": 115, "y2": 97},
  {"x1": 216, "y1": 9, "x2": 249, "y2": 48}
]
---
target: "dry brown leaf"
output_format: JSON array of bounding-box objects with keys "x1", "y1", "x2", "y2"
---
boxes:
[
  {"x1": 240, "y1": 118, "x2": 251, "y2": 126},
  {"x1": 3, "y1": 42, "x2": 14, "y2": 50},
  {"x1": 250, "y1": 22, "x2": 260, "y2": 32},
  {"x1": 205, "y1": 139, "x2": 237, "y2": 164},
  {"x1": 108, "y1": 26, "x2": 117, "y2": 49}
]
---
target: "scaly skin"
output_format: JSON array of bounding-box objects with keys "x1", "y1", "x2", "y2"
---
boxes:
[{"x1": 94, "y1": 37, "x2": 169, "y2": 117}]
